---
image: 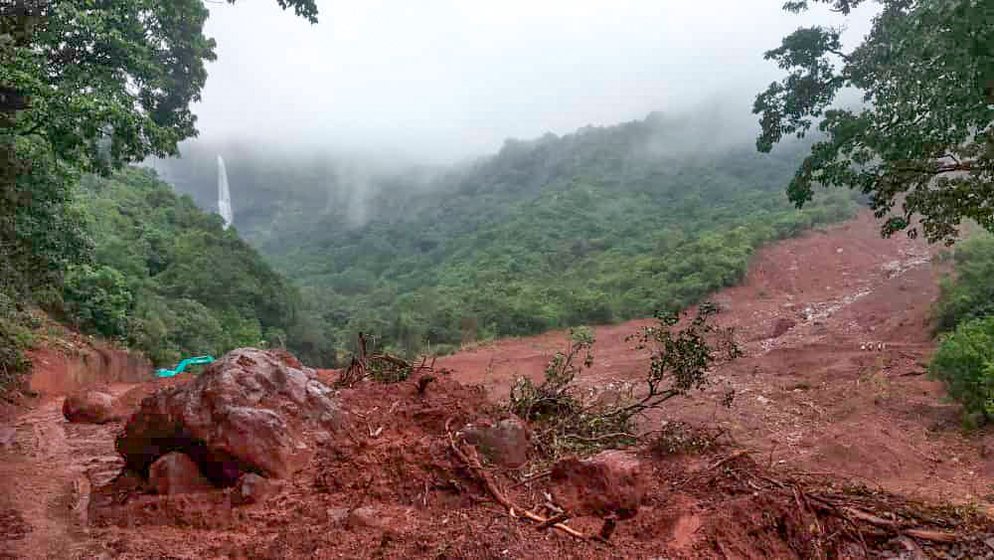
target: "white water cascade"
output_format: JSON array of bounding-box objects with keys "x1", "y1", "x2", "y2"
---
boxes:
[{"x1": 217, "y1": 155, "x2": 233, "y2": 229}]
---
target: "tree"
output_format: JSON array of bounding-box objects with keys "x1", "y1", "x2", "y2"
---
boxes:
[
  {"x1": 2, "y1": 0, "x2": 318, "y2": 173},
  {"x1": 63, "y1": 263, "x2": 133, "y2": 338},
  {"x1": 755, "y1": 0, "x2": 994, "y2": 243}
]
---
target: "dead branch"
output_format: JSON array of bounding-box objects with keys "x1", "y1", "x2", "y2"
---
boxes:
[
  {"x1": 446, "y1": 420, "x2": 596, "y2": 542},
  {"x1": 337, "y1": 332, "x2": 438, "y2": 388}
]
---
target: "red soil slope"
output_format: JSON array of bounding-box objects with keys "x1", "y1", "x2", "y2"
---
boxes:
[
  {"x1": 3, "y1": 211, "x2": 992, "y2": 560},
  {"x1": 439, "y1": 211, "x2": 994, "y2": 505}
]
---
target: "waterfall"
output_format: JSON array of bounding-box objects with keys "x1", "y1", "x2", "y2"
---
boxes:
[{"x1": 217, "y1": 155, "x2": 233, "y2": 229}]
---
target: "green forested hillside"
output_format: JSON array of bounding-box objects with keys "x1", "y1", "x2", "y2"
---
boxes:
[
  {"x1": 64, "y1": 168, "x2": 334, "y2": 367},
  {"x1": 161, "y1": 113, "x2": 860, "y2": 358}
]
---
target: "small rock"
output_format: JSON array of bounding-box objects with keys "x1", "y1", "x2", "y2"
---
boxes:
[
  {"x1": 327, "y1": 507, "x2": 350, "y2": 525},
  {"x1": 769, "y1": 317, "x2": 797, "y2": 339},
  {"x1": 0, "y1": 426, "x2": 15, "y2": 449},
  {"x1": 62, "y1": 390, "x2": 116, "y2": 424},
  {"x1": 148, "y1": 452, "x2": 213, "y2": 495},
  {"x1": 347, "y1": 506, "x2": 388, "y2": 530},
  {"x1": 550, "y1": 450, "x2": 645, "y2": 520},
  {"x1": 462, "y1": 417, "x2": 531, "y2": 468},
  {"x1": 231, "y1": 473, "x2": 279, "y2": 505},
  {"x1": 756, "y1": 395, "x2": 771, "y2": 405}
]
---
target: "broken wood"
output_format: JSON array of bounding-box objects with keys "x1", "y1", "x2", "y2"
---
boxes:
[{"x1": 446, "y1": 420, "x2": 597, "y2": 542}]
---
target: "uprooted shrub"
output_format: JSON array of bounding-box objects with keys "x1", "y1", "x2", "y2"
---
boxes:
[
  {"x1": 508, "y1": 303, "x2": 740, "y2": 458},
  {"x1": 336, "y1": 332, "x2": 436, "y2": 387}
]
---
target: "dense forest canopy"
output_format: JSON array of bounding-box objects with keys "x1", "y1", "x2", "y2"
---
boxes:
[
  {"x1": 65, "y1": 168, "x2": 328, "y2": 366},
  {"x1": 159, "y1": 112, "x2": 859, "y2": 359}
]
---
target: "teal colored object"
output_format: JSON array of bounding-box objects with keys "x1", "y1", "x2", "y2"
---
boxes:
[{"x1": 155, "y1": 355, "x2": 215, "y2": 378}]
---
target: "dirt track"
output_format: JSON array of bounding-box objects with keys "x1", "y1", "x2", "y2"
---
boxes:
[
  {"x1": 439, "y1": 211, "x2": 994, "y2": 505},
  {"x1": 2, "y1": 210, "x2": 993, "y2": 559}
]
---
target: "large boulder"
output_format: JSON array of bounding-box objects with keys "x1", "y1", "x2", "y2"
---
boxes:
[
  {"x1": 116, "y1": 348, "x2": 343, "y2": 485},
  {"x1": 149, "y1": 452, "x2": 213, "y2": 495},
  {"x1": 550, "y1": 450, "x2": 645, "y2": 520},
  {"x1": 461, "y1": 417, "x2": 531, "y2": 468},
  {"x1": 63, "y1": 390, "x2": 116, "y2": 424}
]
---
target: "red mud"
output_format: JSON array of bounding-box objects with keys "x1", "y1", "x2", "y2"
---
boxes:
[
  {"x1": 2, "y1": 211, "x2": 994, "y2": 559},
  {"x1": 439, "y1": 211, "x2": 994, "y2": 507}
]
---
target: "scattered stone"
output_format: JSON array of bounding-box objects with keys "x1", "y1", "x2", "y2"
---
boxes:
[
  {"x1": 346, "y1": 506, "x2": 388, "y2": 530},
  {"x1": 117, "y1": 348, "x2": 345, "y2": 485},
  {"x1": 148, "y1": 452, "x2": 213, "y2": 495},
  {"x1": 462, "y1": 417, "x2": 530, "y2": 468},
  {"x1": 769, "y1": 317, "x2": 797, "y2": 339},
  {"x1": 231, "y1": 473, "x2": 279, "y2": 505},
  {"x1": 62, "y1": 390, "x2": 116, "y2": 424},
  {"x1": 550, "y1": 450, "x2": 645, "y2": 520}
]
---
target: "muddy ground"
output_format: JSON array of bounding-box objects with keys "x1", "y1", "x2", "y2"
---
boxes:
[
  {"x1": 2, "y1": 211, "x2": 993, "y2": 559},
  {"x1": 439, "y1": 211, "x2": 994, "y2": 506}
]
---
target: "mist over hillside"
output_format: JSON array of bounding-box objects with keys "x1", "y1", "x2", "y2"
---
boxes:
[{"x1": 151, "y1": 109, "x2": 859, "y2": 358}]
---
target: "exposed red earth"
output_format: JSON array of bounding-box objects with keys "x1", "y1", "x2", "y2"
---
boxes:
[
  {"x1": 2, "y1": 211, "x2": 993, "y2": 559},
  {"x1": 438, "y1": 211, "x2": 992, "y2": 505}
]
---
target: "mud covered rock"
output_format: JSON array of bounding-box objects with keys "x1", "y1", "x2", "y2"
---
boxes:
[
  {"x1": 117, "y1": 348, "x2": 344, "y2": 485},
  {"x1": 149, "y1": 452, "x2": 213, "y2": 495},
  {"x1": 550, "y1": 450, "x2": 645, "y2": 519},
  {"x1": 231, "y1": 473, "x2": 280, "y2": 505},
  {"x1": 462, "y1": 417, "x2": 530, "y2": 467},
  {"x1": 769, "y1": 317, "x2": 797, "y2": 339},
  {"x1": 62, "y1": 390, "x2": 116, "y2": 424}
]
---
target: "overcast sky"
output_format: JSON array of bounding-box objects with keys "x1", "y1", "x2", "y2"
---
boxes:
[{"x1": 190, "y1": 0, "x2": 874, "y2": 163}]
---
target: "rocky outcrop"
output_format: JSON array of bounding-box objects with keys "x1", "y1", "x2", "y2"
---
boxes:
[
  {"x1": 550, "y1": 450, "x2": 645, "y2": 520},
  {"x1": 116, "y1": 348, "x2": 344, "y2": 485},
  {"x1": 62, "y1": 390, "x2": 116, "y2": 424},
  {"x1": 149, "y1": 452, "x2": 213, "y2": 495}
]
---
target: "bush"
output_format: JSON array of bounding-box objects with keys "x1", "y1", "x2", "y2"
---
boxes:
[
  {"x1": 507, "y1": 305, "x2": 739, "y2": 458},
  {"x1": 0, "y1": 293, "x2": 32, "y2": 385},
  {"x1": 933, "y1": 235, "x2": 994, "y2": 332},
  {"x1": 63, "y1": 264, "x2": 133, "y2": 338},
  {"x1": 929, "y1": 316, "x2": 994, "y2": 423}
]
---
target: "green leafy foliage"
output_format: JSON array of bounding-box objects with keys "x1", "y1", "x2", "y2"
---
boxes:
[
  {"x1": 0, "y1": 293, "x2": 33, "y2": 384},
  {"x1": 934, "y1": 234, "x2": 994, "y2": 332},
  {"x1": 70, "y1": 167, "x2": 323, "y2": 366},
  {"x1": 507, "y1": 305, "x2": 739, "y2": 458},
  {"x1": 929, "y1": 316, "x2": 994, "y2": 423},
  {"x1": 3, "y1": 0, "x2": 318, "y2": 174},
  {"x1": 0, "y1": 0, "x2": 318, "y2": 380},
  {"x1": 755, "y1": 0, "x2": 994, "y2": 243},
  {"x1": 63, "y1": 264, "x2": 133, "y2": 338},
  {"x1": 509, "y1": 327, "x2": 596, "y2": 424},
  {"x1": 929, "y1": 233, "x2": 994, "y2": 422}
]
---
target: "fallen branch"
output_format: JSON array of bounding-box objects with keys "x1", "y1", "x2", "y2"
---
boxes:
[
  {"x1": 446, "y1": 420, "x2": 596, "y2": 542},
  {"x1": 509, "y1": 469, "x2": 552, "y2": 489},
  {"x1": 902, "y1": 528, "x2": 961, "y2": 543}
]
